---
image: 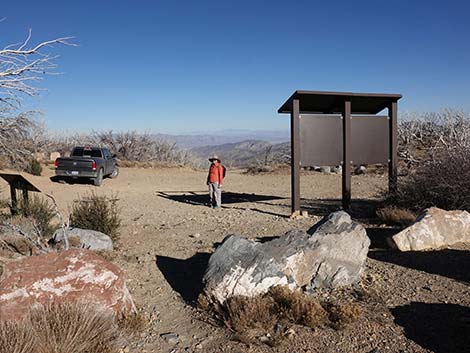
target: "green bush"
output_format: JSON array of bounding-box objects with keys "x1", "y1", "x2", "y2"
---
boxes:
[
  {"x1": 18, "y1": 195, "x2": 56, "y2": 237},
  {"x1": 69, "y1": 192, "x2": 121, "y2": 243},
  {"x1": 26, "y1": 159, "x2": 42, "y2": 176}
]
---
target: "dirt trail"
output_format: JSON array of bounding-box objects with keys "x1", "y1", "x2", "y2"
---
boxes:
[{"x1": 1, "y1": 167, "x2": 468, "y2": 353}]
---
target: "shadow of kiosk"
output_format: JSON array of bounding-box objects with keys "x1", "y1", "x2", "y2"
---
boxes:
[
  {"x1": 278, "y1": 90, "x2": 402, "y2": 215},
  {"x1": 0, "y1": 173, "x2": 41, "y2": 215}
]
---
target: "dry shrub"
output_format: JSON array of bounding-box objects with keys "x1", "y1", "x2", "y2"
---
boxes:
[
  {"x1": 390, "y1": 109, "x2": 470, "y2": 211},
  {"x1": 93, "y1": 130, "x2": 193, "y2": 165},
  {"x1": 0, "y1": 303, "x2": 119, "y2": 353},
  {"x1": 0, "y1": 113, "x2": 43, "y2": 172},
  {"x1": 117, "y1": 312, "x2": 148, "y2": 338},
  {"x1": 18, "y1": 195, "x2": 56, "y2": 237},
  {"x1": 220, "y1": 295, "x2": 276, "y2": 332},
  {"x1": 327, "y1": 302, "x2": 362, "y2": 329},
  {"x1": 387, "y1": 146, "x2": 470, "y2": 211},
  {"x1": 207, "y1": 286, "x2": 361, "y2": 343},
  {"x1": 69, "y1": 192, "x2": 121, "y2": 243},
  {"x1": 376, "y1": 207, "x2": 416, "y2": 227},
  {"x1": 268, "y1": 286, "x2": 327, "y2": 328}
]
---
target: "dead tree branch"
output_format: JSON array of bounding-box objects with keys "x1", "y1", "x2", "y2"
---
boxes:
[{"x1": 0, "y1": 28, "x2": 76, "y2": 107}]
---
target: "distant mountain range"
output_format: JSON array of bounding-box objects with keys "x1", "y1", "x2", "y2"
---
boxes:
[
  {"x1": 191, "y1": 139, "x2": 290, "y2": 167},
  {"x1": 154, "y1": 129, "x2": 289, "y2": 149}
]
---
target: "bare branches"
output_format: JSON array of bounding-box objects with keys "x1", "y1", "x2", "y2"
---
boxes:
[
  {"x1": 45, "y1": 193, "x2": 69, "y2": 250},
  {"x1": 92, "y1": 130, "x2": 194, "y2": 164},
  {"x1": 0, "y1": 111, "x2": 43, "y2": 170},
  {"x1": 398, "y1": 109, "x2": 470, "y2": 168},
  {"x1": 0, "y1": 28, "x2": 76, "y2": 107}
]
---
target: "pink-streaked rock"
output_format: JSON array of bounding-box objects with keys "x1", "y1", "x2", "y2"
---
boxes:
[
  {"x1": 391, "y1": 207, "x2": 470, "y2": 251},
  {"x1": 0, "y1": 249, "x2": 135, "y2": 321}
]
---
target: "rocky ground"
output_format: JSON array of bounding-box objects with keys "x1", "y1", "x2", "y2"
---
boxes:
[{"x1": 0, "y1": 167, "x2": 469, "y2": 353}]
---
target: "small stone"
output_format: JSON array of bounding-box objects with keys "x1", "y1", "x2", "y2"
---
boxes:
[
  {"x1": 259, "y1": 335, "x2": 270, "y2": 343},
  {"x1": 160, "y1": 332, "x2": 179, "y2": 345},
  {"x1": 284, "y1": 328, "x2": 296, "y2": 339},
  {"x1": 354, "y1": 165, "x2": 367, "y2": 175},
  {"x1": 332, "y1": 165, "x2": 342, "y2": 174}
]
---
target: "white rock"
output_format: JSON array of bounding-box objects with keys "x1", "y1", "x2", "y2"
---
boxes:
[
  {"x1": 391, "y1": 207, "x2": 470, "y2": 251},
  {"x1": 202, "y1": 211, "x2": 370, "y2": 304},
  {"x1": 52, "y1": 227, "x2": 113, "y2": 251}
]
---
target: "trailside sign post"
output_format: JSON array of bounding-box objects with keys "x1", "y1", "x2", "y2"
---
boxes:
[
  {"x1": 0, "y1": 173, "x2": 41, "y2": 215},
  {"x1": 278, "y1": 90, "x2": 401, "y2": 214}
]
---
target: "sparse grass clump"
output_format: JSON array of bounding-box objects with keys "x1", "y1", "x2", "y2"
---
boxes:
[
  {"x1": 203, "y1": 286, "x2": 362, "y2": 344},
  {"x1": 0, "y1": 320, "x2": 36, "y2": 353},
  {"x1": 376, "y1": 206, "x2": 416, "y2": 227},
  {"x1": 0, "y1": 303, "x2": 120, "y2": 353},
  {"x1": 69, "y1": 192, "x2": 121, "y2": 243}
]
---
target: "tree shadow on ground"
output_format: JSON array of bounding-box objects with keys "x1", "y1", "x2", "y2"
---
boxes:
[
  {"x1": 156, "y1": 191, "x2": 286, "y2": 207},
  {"x1": 155, "y1": 252, "x2": 211, "y2": 304},
  {"x1": 391, "y1": 302, "x2": 470, "y2": 353},
  {"x1": 368, "y1": 249, "x2": 470, "y2": 283}
]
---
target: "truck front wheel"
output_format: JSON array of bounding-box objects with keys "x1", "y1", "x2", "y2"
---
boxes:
[{"x1": 93, "y1": 168, "x2": 103, "y2": 186}]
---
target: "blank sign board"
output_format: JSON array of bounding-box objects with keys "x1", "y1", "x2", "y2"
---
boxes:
[
  {"x1": 299, "y1": 114, "x2": 342, "y2": 166},
  {"x1": 299, "y1": 114, "x2": 389, "y2": 166},
  {"x1": 351, "y1": 115, "x2": 389, "y2": 165}
]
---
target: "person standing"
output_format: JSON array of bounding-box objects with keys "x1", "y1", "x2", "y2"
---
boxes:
[{"x1": 206, "y1": 155, "x2": 225, "y2": 209}]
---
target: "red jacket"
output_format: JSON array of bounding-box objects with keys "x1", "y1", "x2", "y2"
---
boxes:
[{"x1": 207, "y1": 163, "x2": 224, "y2": 184}]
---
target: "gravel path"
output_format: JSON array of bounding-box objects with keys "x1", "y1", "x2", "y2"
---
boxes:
[{"x1": 1, "y1": 167, "x2": 468, "y2": 353}]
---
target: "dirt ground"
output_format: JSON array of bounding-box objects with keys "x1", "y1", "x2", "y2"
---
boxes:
[{"x1": 1, "y1": 166, "x2": 469, "y2": 353}]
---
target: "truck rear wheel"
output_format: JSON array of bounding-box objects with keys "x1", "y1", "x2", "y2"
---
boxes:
[
  {"x1": 110, "y1": 166, "x2": 119, "y2": 179},
  {"x1": 93, "y1": 169, "x2": 103, "y2": 186}
]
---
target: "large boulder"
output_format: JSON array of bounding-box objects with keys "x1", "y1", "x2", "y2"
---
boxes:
[
  {"x1": 52, "y1": 227, "x2": 113, "y2": 251},
  {"x1": 391, "y1": 207, "x2": 470, "y2": 251},
  {"x1": 0, "y1": 249, "x2": 135, "y2": 321},
  {"x1": 202, "y1": 211, "x2": 370, "y2": 304}
]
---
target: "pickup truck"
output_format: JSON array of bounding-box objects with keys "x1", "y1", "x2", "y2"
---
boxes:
[{"x1": 54, "y1": 146, "x2": 119, "y2": 186}]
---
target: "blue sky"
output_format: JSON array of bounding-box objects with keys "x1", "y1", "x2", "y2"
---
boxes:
[{"x1": 3, "y1": 0, "x2": 470, "y2": 134}]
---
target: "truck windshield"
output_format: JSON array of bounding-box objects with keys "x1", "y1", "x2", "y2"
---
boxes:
[{"x1": 72, "y1": 148, "x2": 102, "y2": 158}]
